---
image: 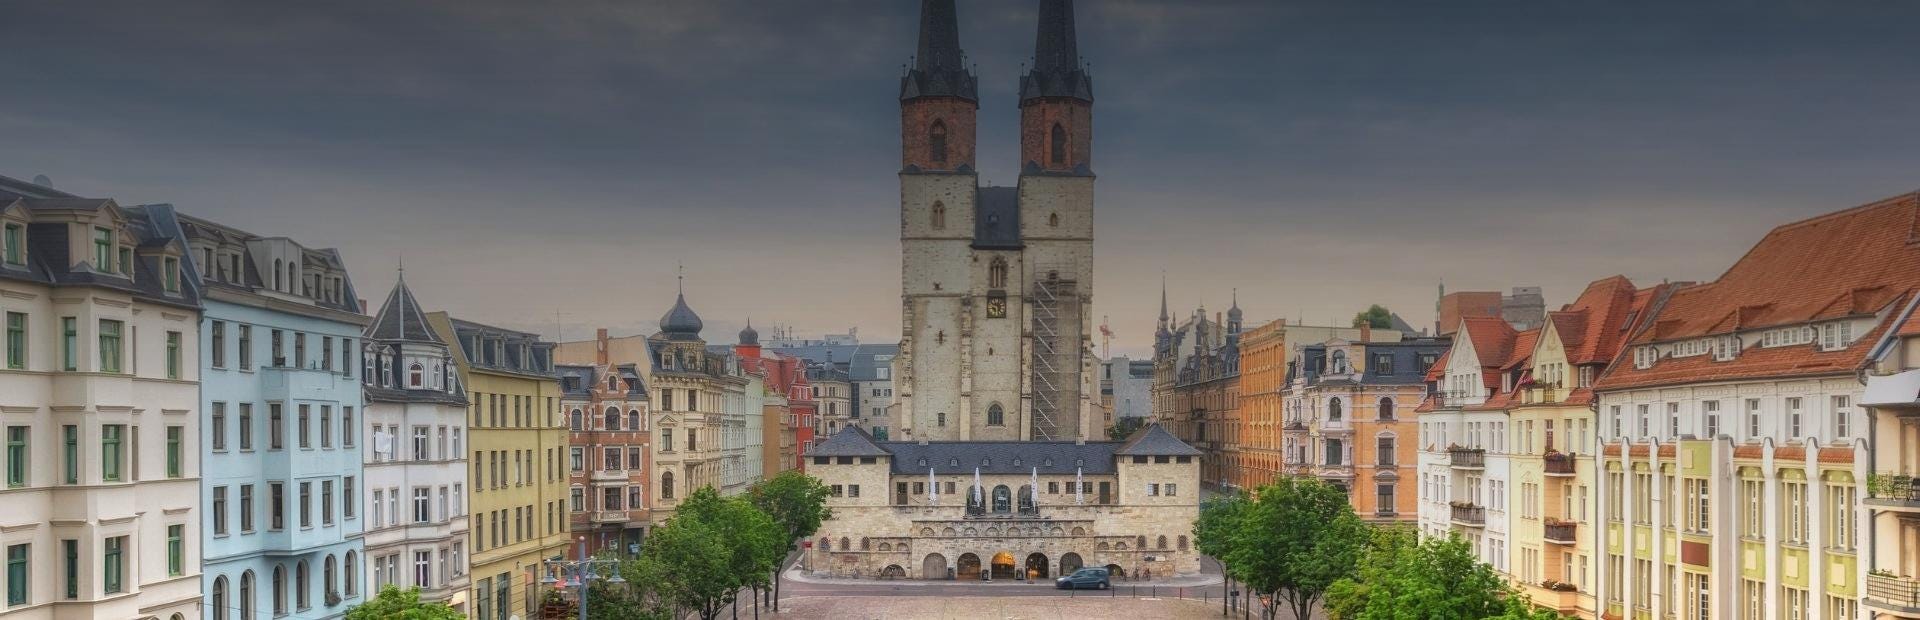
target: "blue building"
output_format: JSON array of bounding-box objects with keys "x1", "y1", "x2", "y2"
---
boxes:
[{"x1": 175, "y1": 215, "x2": 369, "y2": 619}]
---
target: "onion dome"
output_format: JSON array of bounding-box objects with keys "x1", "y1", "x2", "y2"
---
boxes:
[
  {"x1": 658, "y1": 292, "x2": 704, "y2": 340},
  {"x1": 739, "y1": 319, "x2": 759, "y2": 346}
]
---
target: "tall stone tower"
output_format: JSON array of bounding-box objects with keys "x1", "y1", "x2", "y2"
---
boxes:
[{"x1": 896, "y1": 0, "x2": 1096, "y2": 442}]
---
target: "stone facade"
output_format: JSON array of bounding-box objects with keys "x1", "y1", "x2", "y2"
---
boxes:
[{"x1": 805, "y1": 425, "x2": 1202, "y2": 582}]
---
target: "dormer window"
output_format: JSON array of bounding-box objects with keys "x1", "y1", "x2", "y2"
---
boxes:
[
  {"x1": 1633, "y1": 346, "x2": 1657, "y2": 369},
  {"x1": 117, "y1": 247, "x2": 132, "y2": 277},
  {"x1": 1819, "y1": 321, "x2": 1855, "y2": 351},
  {"x1": 4, "y1": 222, "x2": 25, "y2": 266},
  {"x1": 92, "y1": 227, "x2": 113, "y2": 271},
  {"x1": 918, "y1": 457, "x2": 928, "y2": 467},
  {"x1": 408, "y1": 363, "x2": 424, "y2": 388},
  {"x1": 162, "y1": 257, "x2": 180, "y2": 293},
  {"x1": 1712, "y1": 335, "x2": 1739, "y2": 361}
]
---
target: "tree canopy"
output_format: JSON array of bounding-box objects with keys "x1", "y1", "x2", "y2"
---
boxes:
[
  {"x1": 1326, "y1": 529, "x2": 1564, "y2": 620},
  {"x1": 1351, "y1": 305, "x2": 1393, "y2": 329},
  {"x1": 345, "y1": 586, "x2": 464, "y2": 620},
  {"x1": 1225, "y1": 478, "x2": 1370, "y2": 620},
  {"x1": 629, "y1": 487, "x2": 784, "y2": 620}
]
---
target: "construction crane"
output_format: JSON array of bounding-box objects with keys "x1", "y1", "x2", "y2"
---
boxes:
[{"x1": 1099, "y1": 315, "x2": 1113, "y2": 359}]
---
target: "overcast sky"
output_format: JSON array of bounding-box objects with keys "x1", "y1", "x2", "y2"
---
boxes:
[{"x1": 5, "y1": 1, "x2": 1920, "y2": 357}]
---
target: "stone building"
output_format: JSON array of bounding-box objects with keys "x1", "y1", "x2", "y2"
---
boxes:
[
  {"x1": 1153, "y1": 299, "x2": 1242, "y2": 489},
  {"x1": 806, "y1": 424, "x2": 1202, "y2": 581},
  {"x1": 0, "y1": 177, "x2": 204, "y2": 619},
  {"x1": 360, "y1": 275, "x2": 470, "y2": 610},
  {"x1": 556, "y1": 327, "x2": 651, "y2": 557},
  {"x1": 892, "y1": 0, "x2": 1098, "y2": 443}
]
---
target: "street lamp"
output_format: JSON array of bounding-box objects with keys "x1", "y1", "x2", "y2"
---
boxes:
[{"x1": 541, "y1": 558, "x2": 627, "y2": 620}]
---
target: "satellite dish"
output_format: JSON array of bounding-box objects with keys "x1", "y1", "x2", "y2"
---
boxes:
[{"x1": 31, "y1": 175, "x2": 51, "y2": 188}]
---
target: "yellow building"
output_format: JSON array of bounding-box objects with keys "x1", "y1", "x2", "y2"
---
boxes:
[{"x1": 427, "y1": 312, "x2": 571, "y2": 620}]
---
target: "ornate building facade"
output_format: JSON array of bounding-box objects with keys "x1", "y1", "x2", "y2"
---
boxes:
[
  {"x1": 557, "y1": 328, "x2": 651, "y2": 558},
  {"x1": 893, "y1": 0, "x2": 1098, "y2": 443}
]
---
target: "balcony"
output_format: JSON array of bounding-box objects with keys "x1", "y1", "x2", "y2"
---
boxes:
[
  {"x1": 592, "y1": 510, "x2": 631, "y2": 524},
  {"x1": 1283, "y1": 419, "x2": 1306, "y2": 431},
  {"x1": 1869, "y1": 475, "x2": 1920, "y2": 513},
  {"x1": 1448, "y1": 447, "x2": 1486, "y2": 470},
  {"x1": 591, "y1": 469, "x2": 628, "y2": 483},
  {"x1": 1866, "y1": 369, "x2": 1920, "y2": 409},
  {"x1": 1450, "y1": 503, "x2": 1485, "y2": 527},
  {"x1": 1866, "y1": 572, "x2": 1920, "y2": 616},
  {"x1": 1543, "y1": 520, "x2": 1577, "y2": 545},
  {"x1": 1544, "y1": 452, "x2": 1576, "y2": 477}
]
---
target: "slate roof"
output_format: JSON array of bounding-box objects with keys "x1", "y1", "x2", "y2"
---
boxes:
[
  {"x1": 973, "y1": 186, "x2": 1023, "y2": 249},
  {"x1": 1115, "y1": 423, "x2": 1203, "y2": 456},
  {"x1": 1598, "y1": 192, "x2": 1920, "y2": 390},
  {"x1": 658, "y1": 292, "x2": 704, "y2": 340},
  {"x1": 0, "y1": 176, "x2": 202, "y2": 311},
  {"x1": 810, "y1": 426, "x2": 891, "y2": 457},
  {"x1": 366, "y1": 277, "x2": 441, "y2": 344},
  {"x1": 900, "y1": 0, "x2": 977, "y2": 102},
  {"x1": 878, "y1": 440, "x2": 1121, "y2": 475},
  {"x1": 1020, "y1": 0, "x2": 1094, "y2": 103},
  {"x1": 768, "y1": 343, "x2": 899, "y2": 382}
]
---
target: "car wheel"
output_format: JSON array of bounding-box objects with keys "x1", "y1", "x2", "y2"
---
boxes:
[{"x1": 1099, "y1": 582, "x2": 1108, "y2": 590}]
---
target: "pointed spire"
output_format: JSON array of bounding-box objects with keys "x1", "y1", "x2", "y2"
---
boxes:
[
  {"x1": 1021, "y1": 0, "x2": 1093, "y2": 102},
  {"x1": 1158, "y1": 275, "x2": 1169, "y2": 322},
  {"x1": 367, "y1": 273, "x2": 443, "y2": 345},
  {"x1": 901, "y1": 0, "x2": 977, "y2": 102}
]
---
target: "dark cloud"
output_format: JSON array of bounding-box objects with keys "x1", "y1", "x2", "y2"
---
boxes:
[{"x1": 3, "y1": 1, "x2": 1918, "y2": 356}]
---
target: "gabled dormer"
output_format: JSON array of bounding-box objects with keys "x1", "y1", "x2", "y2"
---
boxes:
[{"x1": 0, "y1": 198, "x2": 28, "y2": 270}]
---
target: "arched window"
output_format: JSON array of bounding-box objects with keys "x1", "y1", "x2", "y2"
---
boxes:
[
  {"x1": 1330, "y1": 350, "x2": 1349, "y2": 374},
  {"x1": 1328, "y1": 397, "x2": 1343, "y2": 422},
  {"x1": 605, "y1": 406, "x2": 622, "y2": 431},
  {"x1": 861, "y1": 537, "x2": 871, "y2": 551},
  {"x1": 839, "y1": 537, "x2": 850, "y2": 551},
  {"x1": 1137, "y1": 535, "x2": 1147, "y2": 548},
  {"x1": 1378, "y1": 397, "x2": 1395, "y2": 421},
  {"x1": 1049, "y1": 212, "x2": 1060, "y2": 227},
  {"x1": 931, "y1": 201, "x2": 946, "y2": 230},
  {"x1": 1050, "y1": 123, "x2": 1067, "y2": 165},
  {"x1": 937, "y1": 412, "x2": 947, "y2": 427},
  {"x1": 408, "y1": 362, "x2": 423, "y2": 388},
  {"x1": 569, "y1": 409, "x2": 583, "y2": 431},
  {"x1": 272, "y1": 564, "x2": 287, "y2": 614},
  {"x1": 628, "y1": 410, "x2": 641, "y2": 431},
  {"x1": 296, "y1": 560, "x2": 309, "y2": 609},
  {"x1": 324, "y1": 555, "x2": 337, "y2": 600},
  {"x1": 240, "y1": 570, "x2": 256, "y2": 619},
  {"x1": 1017, "y1": 485, "x2": 1035, "y2": 512},
  {"x1": 661, "y1": 471, "x2": 675, "y2": 499},
  {"x1": 273, "y1": 259, "x2": 284, "y2": 290},
  {"x1": 607, "y1": 376, "x2": 619, "y2": 392},
  {"x1": 992, "y1": 485, "x2": 1012, "y2": 513},
  {"x1": 986, "y1": 403, "x2": 1005, "y2": 426},
  {"x1": 212, "y1": 576, "x2": 230, "y2": 620},
  {"x1": 1158, "y1": 535, "x2": 1169, "y2": 550},
  {"x1": 343, "y1": 551, "x2": 358, "y2": 597},
  {"x1": 929, "y1": 120, "x2": 949, "y2": 164},
  {"x1": 1179, "y1": 535, "x2": 1189, "y2": 551},
  {"x1": 989, "y1": 258, "x2": 1008, "y2": 289}
]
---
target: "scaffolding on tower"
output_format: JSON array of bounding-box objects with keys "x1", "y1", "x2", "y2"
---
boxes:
[{"x1": 1030, "y1": 265, "x2": 1082, "y2": 441}]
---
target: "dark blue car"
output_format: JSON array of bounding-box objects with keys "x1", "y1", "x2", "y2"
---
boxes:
[{"x1": 1055, "y1": 567, "x2": 1110, "y2": 590}]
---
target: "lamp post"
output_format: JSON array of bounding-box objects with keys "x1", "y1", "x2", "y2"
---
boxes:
[{"x1": 540, "y1": 557, "x2": 627, "y2": 620}]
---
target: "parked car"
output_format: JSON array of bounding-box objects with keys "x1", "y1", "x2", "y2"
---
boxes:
[{"x1": 1055, "y1": 567, "x2": 1110, "y2": 590}]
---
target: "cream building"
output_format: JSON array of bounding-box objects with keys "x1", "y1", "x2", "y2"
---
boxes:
[
  {"x1": 806, "y1": 424, "x2": 1202, "y2": 582},
  {"x1": 0, "y1": 180, "x2": 203, "y2": 619}
]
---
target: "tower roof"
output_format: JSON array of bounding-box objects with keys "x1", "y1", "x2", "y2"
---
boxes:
[
  {"x1": 1020, "y1": 0, "x2": 1094, "y2": 103},
  {"x1": 366, "y1": 273, "x2": 442, "y2": 344},
  {"x1": 900, "y1": 0, "x2": 978, "y2": 102},
  {"x1": 739, "y1": 318, "x2": 759, "y2": 346},
  {"x1": 658, "y1": 272, "x2": 704, "y2": 340}
]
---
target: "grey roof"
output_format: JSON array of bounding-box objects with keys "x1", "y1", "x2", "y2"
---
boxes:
[
  {"x1": 364, "y1": 383, "x2": 468, "y2": 406},
  {"x1": 173, "y1": 213, "x2": 362, "y2": 315},
  {"x1": 1114, "y1": 423, "x2": 1202, "y2": 456},
  {"x1": 1020, "y1": 0, "x2": 1093, "y2": 103},
  {"x1": 809, "y1": 427, "x2": 891, "y2": 457},
  {"x1": 366, "y1": 277, "x2": 442, "y2": 344},
  {"x1": 973, "y1": 186, "x2": 1023, "y2": 250},
  {"x1": 658, "y1": 292, "x2": 704, "y2": 340},
  {"x1": 738, "y1": 319, "x2": 759, "y2": 345},
  {"x1": 900, "y1": 0, "x2": 977, "y2": 102},
  {"x1": 879, "y1": 440, "x2": 1121, "y2": 475},
  {"x1": 847, "y1": 344, "x2": 900, "y2": 382},
  {"x1": 0, "y1": 180, "x2": 203, "y2": 311}
]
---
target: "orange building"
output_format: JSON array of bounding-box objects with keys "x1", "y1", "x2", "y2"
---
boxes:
[
  {"x1": 1236, "y1": 320, "x2": 1288, "y2": 490},
  {"x1": 1281, "y1": 331, "x2": 1448, "y2": 521}
]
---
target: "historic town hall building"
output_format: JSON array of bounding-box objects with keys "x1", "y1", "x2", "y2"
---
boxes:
[
  {"x1": 893, "y1": 0, "x2": 1098, "y2": 443},
  {"x1": 809, "y1": 0, "x2": 1202, "y2": 583}
]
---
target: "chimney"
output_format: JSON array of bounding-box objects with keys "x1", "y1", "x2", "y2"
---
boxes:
[{"x1": 1359, "y1": 324, "x2": 1371, "y2": 343}]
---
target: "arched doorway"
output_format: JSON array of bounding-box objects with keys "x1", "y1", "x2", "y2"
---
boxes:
[
  {"x1": 1025, "y1": 553, "x2": 1050, "y2": 579},
  {"x1": 990, "y1": 552, "x2": 1018, "y2": 580},
  {"x1": 1059, "y1": 553, "x2": 1084, "y2": 575},
  {"x1": 922, "y1": 553, "x2": 948, "y2": 580},
  {"x1": 881, "y1": 565, "x2": 906, "y2": 580},
  {"x1": 957, "y1": 553, "x2": 982, "y2": 580},
  {"x1": 1105, "y1": 564, "x2": 1126, "y2": 580}
]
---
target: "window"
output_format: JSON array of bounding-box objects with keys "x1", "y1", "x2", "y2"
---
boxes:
[
  {"x1": 214, "y1": 486, "x2": 230, "y2": 535},
  {"x1": 163, "y1": 256, "x2": 179, "y2": 292},
  {"x1": 1373, "y1": 353, "x2": 1394, "y2": 374},
  {"x1": 1685, "y1": 478, "x2": 1709, "y2": 532},
  {"x1": 167, "y1": 524, "x2": 184, "y2": 576},
  {"x1": 298, "y1": 404, "x2": 311, "y2": 448},
  {"x1": 1049, "y1": 123, "x2": 1067, "y2": 165},
  {"x1": 343, "y1": 407, "x2": 354, "y2": 448},
  {"x1": 238, "y1": 325, "x2": 252, "y2": 369},
  {"x1": 296, "y1": 561, "x2": 311, "y2": 609},
  {"x1": 662, "y1": 471, "x2": 674, "y2": 499},
  {"x1": 1378, "y1": 398, "x2": 1395, "y2": 421},
  {"x1": 101, "y1": 424, "x2": 124, "y2": 481},
  {"x1": 1, "y1": 223, "x2": 21, "y2": 266},
  {"x1": 987, "y1": 403, "x2": 1004, "y2": 426},
  {"x1": 414, "y1": 487, "x2": 431, "y2": 523},
  {"x1": 102, "y1": 536, "x2": 125, "y2": 594},
  {"x1": 1833, "y1": 395, "x2": 1852, "y2": 439},
  {"x1": 1786, "y1": 397, "x2": 1803, "y2": 438},
  {"x1": 1703, "y1": 400, "x2": 1720, "y2": 438},
  {"x1": 6, "y1": 543, "x2": 25, "y2": 606},
  {"x1": 988, "y1": 258, "x2": 1007, "y2": 289},
  {"x1": 97, "y1": 319, "x2": 122, "y2": 373},
  {"x1": 300, "y1": 481, "x2": 313, "y2": 527},
  {"x1": 1741, "y1": 478, "x2": 1764, "y2": 539},
  {"x1": 1376, "y1": 435, "x2": 1396, "y2": 466},
  {"x1": 931, "y1": 201, "x2": 946, "y2": 230},
  {"x1": 1667, "y1": 402, "x2": 1680, "y2": 436},
  {"x1": 1828, "y1": 483, "x2": 1856, "y2": 551},
  {"x1": 61, "y1": 540, "x2": 77, "y2": 600},
  {"x1": 3, "y1": 312, "x2": 22, "y2": 370},
  {"x1": 60, "y1": 317, "x2": 75, "y2": 371},
  {"x1": 270, "y1": 403, "x2": 285, "y2": 450},
  {"x1": 92, "y1": 227, "x2": 113, "y2": 271},
  {"x1": 212, "y1": 576, "x2": 229, "y2": 620},
  {"x1": 1745, "y1": 399, "x2": 1761, "y2": 439},
  {"x1": 1375, "y1": 483, "x2": 1395, "y2": 513},
  {"x1": 1781, "y1": 586, "x2": 1807, "y2": 620},
  {"x1": 3, "y1": 427, "x2": 23, "y2": 487},
  {"x1": 929, "y1": 120, "x2": 948, "y2": 164},
  {"x1": 166, "y1": 425, "x2": 183, "y2": 478},
  {"x1": 1324, "y1": 438, "x2": 1344, "y2": 466},
  {"x1": 1328, "y1": 397, "x2": 1343, "y2": 421},
  {"x1": 1781, "y1": 480, "x2": 1807, "y2": 544},
  {"x1": 413, "y1": 426, "x2": 430, "y2": 461},
  {"x1": 270, "y1": 482, "x2": 286, "y2": 530},
  {"x1": 322, "y1": 480, "x2": 335, "y2": 525}
]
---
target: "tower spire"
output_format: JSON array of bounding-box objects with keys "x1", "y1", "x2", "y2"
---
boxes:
[
  {"x1": 900, "y1": 0, "x2": 977, "y2": 102},
  {"x1": 1020, "y1": 0, "x2": 1093, "y2": 103}
]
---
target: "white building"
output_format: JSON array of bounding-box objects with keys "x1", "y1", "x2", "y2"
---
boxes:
[
  {"x1": 0, "y1": 179, "x2": 203, "y2": 619},
  {"x1": 359, "y1": 276, "x2": 470, "y2": 609},
  {"x1": 1417, "y1": 317, "x2": 1522, "y2": 575}
]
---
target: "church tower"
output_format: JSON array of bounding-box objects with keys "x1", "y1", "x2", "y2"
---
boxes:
[{"x1": 896, "y1": 0, "x2": 1097, "y2": 443}]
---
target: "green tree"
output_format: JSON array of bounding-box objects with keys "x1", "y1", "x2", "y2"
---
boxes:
[
  {"x1": 1193, "y1": 492, "x2": 1251, "y2": 616},
  {"x1": 746, "y1": 470, "x2": 832, "y2": 611},
  {"x1": 345, "y1": 586, "x2": 464, "y2": 620},
  {"x1": 631, "y1": 489, "x2": 750, "y2": 620},
  {"x1": 1106, "y1": 417, "x2": 1146, "y2": 440},
  {"x1": 1351, "y1": 305, "x2": 1393, "y2": 329},
  {"x1": 1326, "y1": 531, "x2": 1563, "y2": 620},
  {"x1": 1228, "y1": 478, "x2": 1368, "y2": 620}
]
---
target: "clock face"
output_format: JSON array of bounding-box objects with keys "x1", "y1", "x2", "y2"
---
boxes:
[{"x1": 986, "y1": 297, "x2": 1007, "y2": 318}]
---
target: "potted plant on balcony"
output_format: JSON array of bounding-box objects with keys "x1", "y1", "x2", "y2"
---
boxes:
[
  {"x1": 1449, "y1": 500, "x2": 1477, "y2": 509},
  {"x1": 1539, "y1": 579, "x2": 1577, "y2": 593}
]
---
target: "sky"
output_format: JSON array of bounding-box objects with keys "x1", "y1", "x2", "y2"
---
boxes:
[{"x1": 5, "y1": 0, "x2": 1920, "y2": 358}]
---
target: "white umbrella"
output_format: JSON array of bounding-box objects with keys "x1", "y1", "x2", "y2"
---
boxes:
[
  {"x1": 973, "y1": 467, "x2": 984, "y2": 509},
  {"x1": 1075, "y1": 466, "x2": 1084, "y2": 505},
  {"x1": 928, "y1": 467, "x2": 938, "y2": 505},
  {"x1": 1030, "y1": 466, "x2": 1039, "y2": 511}
]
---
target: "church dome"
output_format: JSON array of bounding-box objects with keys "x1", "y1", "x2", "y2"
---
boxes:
[
  {"x1": 658, "y1": 293, "x2": 704, "y2": 340},
  {"x1": 739, "y1": 319, "x2": 759, "y2": 346}
]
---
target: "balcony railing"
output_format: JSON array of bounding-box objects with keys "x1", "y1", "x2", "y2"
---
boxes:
[
  {"x1": 1544, "y1": 452, "x2": 1576, "y2": 476},
  {"x1": 1448, "y1": 447, "x2": 1486, "y2": 469},
  {"x1": 1450, "y1": 503, "x2": 1486, "y2": 526},
  {"x1": 1866, "y1": 474, "x2": 1920, "y2": 510},
  {"x1": 1867, "y1": 573, "x2": 1920, "y2": 614},
  {"x1": 1283, "y1": 419, "x2": 1306, "y2": 431},
  {"x1": 1543, "y1": 520, "x2": 1577, "y2": 544}
]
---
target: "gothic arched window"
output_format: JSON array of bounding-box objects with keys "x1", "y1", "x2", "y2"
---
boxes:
[
  {"x1": 931, "y1": 201, "x2": 946, "y2": 230},
  {"x1": 929, "y1": 120, "x2": 949, "y2": 164},
  {"x1": 987, "y1": 403, "x2": 1004, "y2": 426},
  {"x1": 989, "y1": 258, "x2": 1007, "y2": 289},
  {"x1": 1050, "y1": 124, "x2": 1067, "y2": 165}
]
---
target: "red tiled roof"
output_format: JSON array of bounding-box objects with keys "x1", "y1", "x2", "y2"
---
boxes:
[
  {"x1": 1598, "y1": 192, "x2": 1920, "y2": 391},
  {"x1": 1819, "y1": 447, "x2": 1855, "y2": 464},
  {"x1": 1901, "y1": 304, "x2": 1920, "y2": 338}
]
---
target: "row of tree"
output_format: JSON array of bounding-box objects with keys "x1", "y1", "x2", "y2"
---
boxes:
[
  {"x1": 345, "y1": 470, "x2": 833, "y2": 620},
  {"x1": 1193, "y1": 477, "x2": 1562, "y2": 620}
]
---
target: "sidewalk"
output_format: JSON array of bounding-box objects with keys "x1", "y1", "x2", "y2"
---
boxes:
[{"x1": 784, "y1": 563, "x2": 1225, "y2": 588}]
